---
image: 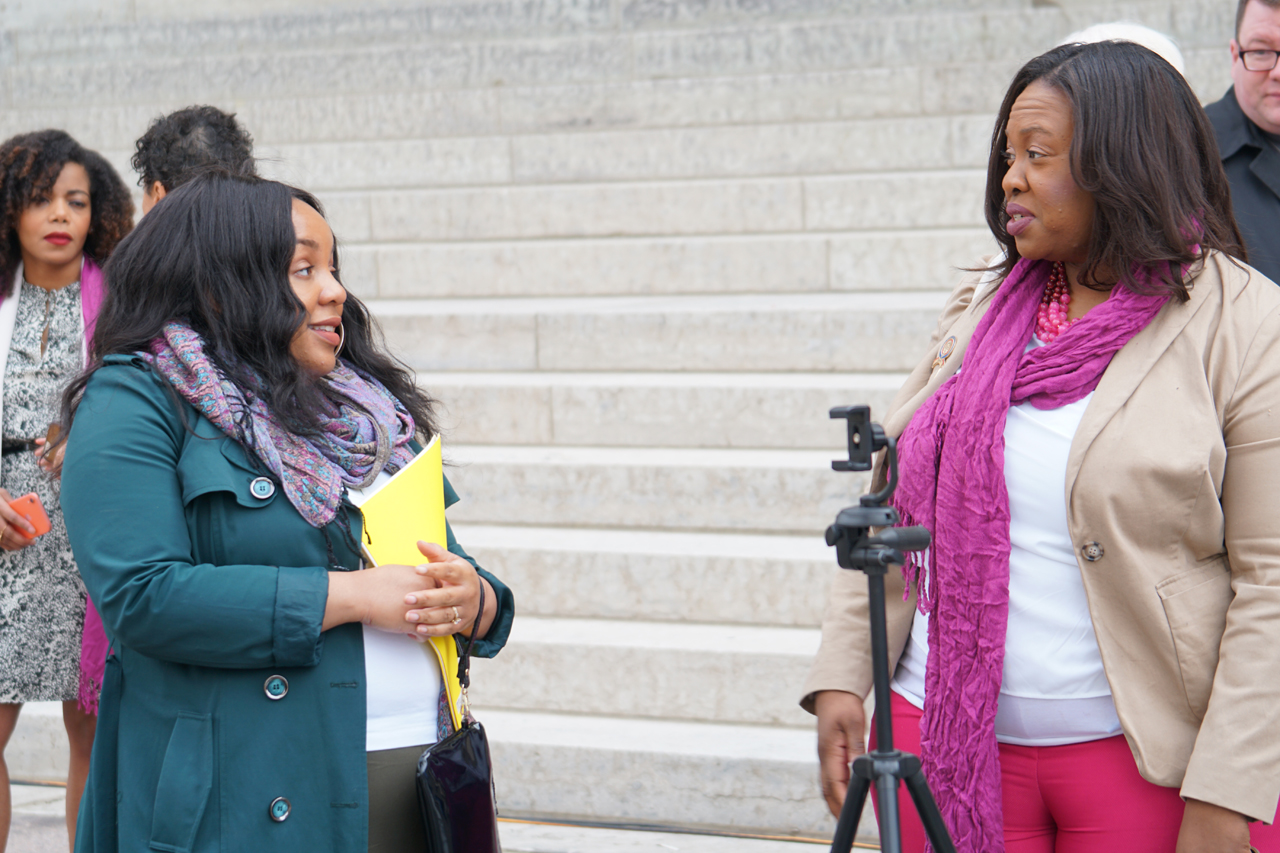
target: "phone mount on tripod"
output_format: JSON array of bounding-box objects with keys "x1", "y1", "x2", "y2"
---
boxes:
[{"x1": 825, "y1": 406, "x2": 955, "y2": 853}]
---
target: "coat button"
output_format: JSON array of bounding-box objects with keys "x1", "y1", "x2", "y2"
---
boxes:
[
  {"x1": 264, "y1": 675, "x2": 289, "y2": 700},
  {"x1": 1081, "y1": 542, "x2": 1105, "y2": 562},
  {"x1": 269, "y1": 797, "x2": 290, "y2": 822},
  {"x1": 250, "y1": 477, "x2": 276, "y2": 500}
]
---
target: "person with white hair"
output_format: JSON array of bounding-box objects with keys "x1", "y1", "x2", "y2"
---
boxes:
[{"x1": 1060, "y1": 21, "x2": 1187, "y2": 75}]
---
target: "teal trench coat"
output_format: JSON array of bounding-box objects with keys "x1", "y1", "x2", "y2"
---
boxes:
[{"x1": 60, "y1": 356, "x2": 514, "y2": 853}]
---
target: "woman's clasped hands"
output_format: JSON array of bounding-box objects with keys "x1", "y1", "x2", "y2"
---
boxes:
[
  {"x1": 402, "y1": 541, "x2": 493, "y2": 640},
  {"x1": 326, "y1": 540, "x2": 496, "y2": 639}
]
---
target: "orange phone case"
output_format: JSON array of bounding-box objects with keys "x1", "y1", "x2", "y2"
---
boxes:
[{"x1": 8, "y1": 493, "x2": 51, "y2": 539}]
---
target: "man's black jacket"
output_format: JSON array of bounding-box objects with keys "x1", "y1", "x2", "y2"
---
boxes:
[{"x1": 1206, "y1": 87, "x2": 1280, "y2": 284}]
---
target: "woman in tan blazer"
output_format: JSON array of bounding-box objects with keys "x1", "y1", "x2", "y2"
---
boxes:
[{"x1": 803, "y1": 42, "x2": 1280, "y2": 853}]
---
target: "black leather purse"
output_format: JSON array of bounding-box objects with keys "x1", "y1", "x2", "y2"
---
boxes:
[{"x1": 416, "y1": 582, "x2": 501, "y2": 853}]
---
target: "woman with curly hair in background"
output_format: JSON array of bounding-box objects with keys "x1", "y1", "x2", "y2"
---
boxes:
[{"x1": 0, "y1": 129, "x2": 132, "y2": 852}]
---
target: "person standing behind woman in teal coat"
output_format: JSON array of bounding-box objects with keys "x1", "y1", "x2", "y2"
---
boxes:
[
  {"x1": 56, "y1": 173, "x2": 514, "y2": 853},
  {"x1": 0, "y1": 129, "x2": 133, "y2": 852}
]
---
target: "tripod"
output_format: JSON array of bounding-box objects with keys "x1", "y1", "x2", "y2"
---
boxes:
[{"x1": 825, "y1": 406, "x2": 955, "y2": 853}]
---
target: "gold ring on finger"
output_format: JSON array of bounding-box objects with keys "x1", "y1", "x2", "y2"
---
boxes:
[{"x1": 451, "y1": 606, "x2": 461, "y2": 625}]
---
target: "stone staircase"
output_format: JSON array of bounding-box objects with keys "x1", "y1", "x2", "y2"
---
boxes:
[{"x1": 0, "y1": 0, "x2": 1236, "y2": 843}]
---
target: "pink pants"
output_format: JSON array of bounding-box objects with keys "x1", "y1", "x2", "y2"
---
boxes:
[{"x1": 869, "y1": 690, "x2": 1279, "y2": 852}]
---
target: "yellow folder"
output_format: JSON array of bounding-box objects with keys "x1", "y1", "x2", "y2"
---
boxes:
[
  {"x1": 348, "y1": 436, "x2": 464, "y2": 727},
  {"x1": 349, "y1": 435, "x2": 445, "y2": 567}
]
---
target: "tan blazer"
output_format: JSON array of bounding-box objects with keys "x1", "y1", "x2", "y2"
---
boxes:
[{"x1": 801, "y1": 251, "x2": 1280, "y2": 823}]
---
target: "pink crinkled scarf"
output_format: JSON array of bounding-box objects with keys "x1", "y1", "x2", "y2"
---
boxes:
[{"x1": 890, "y1": 257, "x2": 1168, "y2": 852}]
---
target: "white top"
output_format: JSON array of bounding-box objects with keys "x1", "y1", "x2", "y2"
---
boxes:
[
  {"x1": 891, "y1": 340, "x2": 1123, "y2": 746},
  {"x1": 348, "y1": 472, "x2": 442, "y2": 752}
]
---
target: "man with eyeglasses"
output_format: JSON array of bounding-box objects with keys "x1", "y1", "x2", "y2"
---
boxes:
[{"x1": 1206, "y1": 0, "x2": 1280, "y2": 283}]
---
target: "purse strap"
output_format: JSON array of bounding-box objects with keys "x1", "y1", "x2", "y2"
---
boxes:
[{"x1": 455, "y1": 579, "x2": 485, "y2": 721}]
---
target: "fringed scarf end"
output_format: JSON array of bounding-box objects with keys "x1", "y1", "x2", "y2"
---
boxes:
[
  {"x1": 889, "y1": 504, "x2": 936, "y2": 612},
  {"x1": 76, "y1": 670, "x2": 100, "y2": 716}
]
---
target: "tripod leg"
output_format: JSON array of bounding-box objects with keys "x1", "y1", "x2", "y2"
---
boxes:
[
  {"x1": 875, "y1": 769, "x2": 903, "y2": 853},
  {"x1": 829, "y1": 771, "x2": 871, "y2": 853},
  {"x1": 902, "y1": 759, "x2": 957, "y2": 853}
]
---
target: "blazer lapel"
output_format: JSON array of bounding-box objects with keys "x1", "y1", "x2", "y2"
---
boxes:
[
  {"x1": 885, "y1": 287, "x2": 996, "y2": 438},
  {"x1": 1065, "y1": 278, "x2": 1212, "y2": 506}
]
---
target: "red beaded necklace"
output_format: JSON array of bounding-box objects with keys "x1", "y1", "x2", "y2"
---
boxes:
[{"x1": 1035, "y1": 261, "x2": 1076, "y2": 343}]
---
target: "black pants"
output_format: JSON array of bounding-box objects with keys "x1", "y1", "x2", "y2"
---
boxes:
[{"x1": 368, "y1": 744, "x2": 429, "y2": 852}]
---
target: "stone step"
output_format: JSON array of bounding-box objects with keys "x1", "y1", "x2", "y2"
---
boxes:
[
  {"x1": 343, "y1": 229, "x2": 990, "y2": 300},
  {"x1": 624, "y1": 3, "x2": 1231, "y2": 73},
  {"x1": 4, "y1": 2, "x2": 1230, "y2": 109},
  {"x1": 2, "y1": 36, "x2": 630, "y2": 107},
  {"x1": 0, "y1": 67, "x2": 951, "y2": 152},
  {"x1": 498, "y1": 820, "x2": 839, "y2": 853},
  {"x1": 917, "y1": 51, "x2": 1229, "y2": 118},
  {"x1": 16, "y1": 0, "x2": 1236, "y2": 49},
  {"x1": 370, "y1": 291, "x2": 949, "y2": 373},
  {"x1": 250, "y1": 67, "x2": 925, "y2": 143},
  {"x1": 505, "y1": 117, "x2": 992, "y2": 186},
  {"x1": 0, "y1": 51, "x2": 1227, "y2": 160},
  {"x1": 471, "y1": 616, "x2": 819, "y2": 727},
  {"x1": 5, "y1": 704, "x2": 861, "y2": 841},
  {"x1": 444, "y1": 445, "x2": 866, "y2": 535},
  {"x1": 453, "y1": 525, "x2": 834, "y2": 627},
  {"x1": 478, "y1": 709, "x2": 844, "y2": 839},
  {"x1": 6, "y1": 711, "x2": 869, "y2": 844},
  {"x1": 428, "y1": 371, "x2": 905, "y2": 449},
  {"x1": 2, "y1": 787, "x2": 845, "y2": 853},
  {"x1": 10, "y1": 0, "x2": 1043, "y2": 53},
  {"x1": 252, "y1": 114, "x2": 992, "y2": 192},
  {"x1": 320, "y1": 171, "x2": 986, "y2": 244},
  {"x1": 0, "y1": 68, "x2": 932, "y2": 154},
  {"x1": 804, "y1": 172, "x2": 989, "y2": 234},
  {"x1": 0, "y1": 2, "x2": 1234, "y2": 133}
]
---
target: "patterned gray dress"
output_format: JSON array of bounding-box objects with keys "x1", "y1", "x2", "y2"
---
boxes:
[{"x1": 0, "y1": 280, "x2": 86, "y2": 702}]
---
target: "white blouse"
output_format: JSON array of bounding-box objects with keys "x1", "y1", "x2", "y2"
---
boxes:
[{"x1": 890, "y1": 341, "x2": 1123, "y2": 746}]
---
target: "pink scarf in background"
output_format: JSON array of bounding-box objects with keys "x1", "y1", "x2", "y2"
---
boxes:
[
  {"x1": 1, "y1": 257, "x2": 109, "y2": 715},
  {"x1": 890, "y1": 257, "x2": 1171, "y2": 852},
  {"x1": 76, "y1": 259, "x2": 109, "y2": 715}
]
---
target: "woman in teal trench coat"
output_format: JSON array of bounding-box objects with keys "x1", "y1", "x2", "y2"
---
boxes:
[{"x1": 56, "y1": 175, "x2": 514, "y2": 852}]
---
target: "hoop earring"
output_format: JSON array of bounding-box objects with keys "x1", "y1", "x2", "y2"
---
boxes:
[{"x1": 334, "y1": 323, "x2": 346, "y2": 359}]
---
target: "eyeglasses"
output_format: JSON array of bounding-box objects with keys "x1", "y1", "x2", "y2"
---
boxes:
[{"x1": 1241, "y1": 49, "x2": 1280, "y2": 71}]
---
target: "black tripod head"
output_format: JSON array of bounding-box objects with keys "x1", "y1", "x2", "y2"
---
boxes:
[{"x1": 825, "y1": 406, "x2": 930, "y2": 574}]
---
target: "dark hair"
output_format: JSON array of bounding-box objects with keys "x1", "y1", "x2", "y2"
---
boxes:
[
  {"x1": 59, "y1": 173, "x2": 437, "y2": 447},
  {"x1": 1237, "y1": 0, "x2": 1280, "y2": 40},
  {"x1": 983, "y1": 41, "x2": 1245, "y2": 300},
  {"x1": 0, "y1": 129, "x2": 135, "y2": 297},
  {"x1": 132, "y1": 105, "x2": 257, "y2": 192}
]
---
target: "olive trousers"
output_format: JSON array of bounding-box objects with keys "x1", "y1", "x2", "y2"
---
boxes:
[{"x1": 367, "y1": 744, "x2": 430, "y2": 852}]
